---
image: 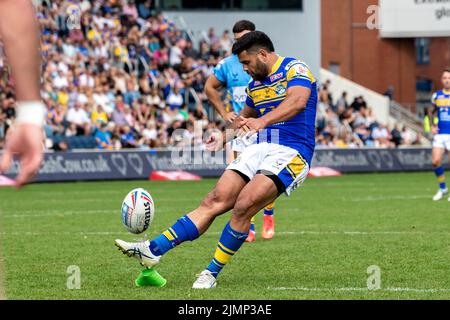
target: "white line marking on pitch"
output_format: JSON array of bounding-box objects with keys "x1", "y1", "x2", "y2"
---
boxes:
[
  {"x1": 0, "y1": 230, "x2": 448, "y2": 236},
  {"x1": 350, "y1": 195, "x2": 431, "y2": 202},
  {"x1": 1, "y1": 210, "x2": 113, "y2": 218},
  {"x1": 269, "y1": 287, "x2": 450, "y2": 293},
  {"x1": 0, "y1": 208, "x2": 175, "y2": 218}
]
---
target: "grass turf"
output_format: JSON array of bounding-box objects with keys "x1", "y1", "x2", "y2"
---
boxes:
[{"x1": 0, "y1": 172, "x2": 449, "y2": 300}]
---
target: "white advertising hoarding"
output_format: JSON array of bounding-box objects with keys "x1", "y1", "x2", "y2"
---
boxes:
[{"x1": 380, "y1": 0, "x2": 450, "y2": 38}]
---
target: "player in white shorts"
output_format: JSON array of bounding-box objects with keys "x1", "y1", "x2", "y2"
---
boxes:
[
  {"x1": 115, "y1": 31, "x2": 318, "y2": 289},
  {"x1": 430, "y1": 68, "x2": 450, "y2": 201},
  {"x1": 205, "y1": 20, "x2": 277, "y2": 242}
]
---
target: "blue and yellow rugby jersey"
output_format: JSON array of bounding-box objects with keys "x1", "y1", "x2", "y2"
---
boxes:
[
  {"x1": 245, "y1": 56, "x2": 318, "y2": 165},
  {"x1": 214, "y1": 54, "x2": 252, "y2": 114},
  {"x1": 432, "y1": 90, "x2": 450, "y2": 134}
]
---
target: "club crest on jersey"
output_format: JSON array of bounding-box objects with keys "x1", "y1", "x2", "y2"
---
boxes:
[
  {"x1": 275, "y1": 83, "x2": 286, "y2": 95},
  {"x1": 270, "y1": 72, "x2": 283, "y2": 82}
]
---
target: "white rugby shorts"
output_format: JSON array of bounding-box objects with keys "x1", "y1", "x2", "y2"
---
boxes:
[
  {"x1": 227, "y1": 142, "x2": 310, "y2": 196},
  {"x1": 433, "y1": 134, "x2": 450, "y2": 151}
]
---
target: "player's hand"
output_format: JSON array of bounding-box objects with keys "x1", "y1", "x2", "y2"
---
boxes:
[
  {"x1": 0, "y1": 124, "x2": 44, "y2": 188},
  {"x1": 204, "y1": 130, "x2": 224, "y2": 152},
  {"x1": 239, "y1": 117, "x2": 268, "y2": 135},
  {"x1": 223, "y1": 111, "x2": 238, "y2": 124},
  {"x1": 431, "y1": 126, "x2": 438, "y2": 135}
]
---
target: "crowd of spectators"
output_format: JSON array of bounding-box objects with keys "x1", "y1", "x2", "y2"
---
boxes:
[
  {"x1": 316, "y1": 81, "x2": 422, "y2": 148},
  {"x1": 0, "y1": 0, "x2": 422, "y2": 152},
  {"x1": 1, "y1": 0, "x2": 229, "y2": 151}
]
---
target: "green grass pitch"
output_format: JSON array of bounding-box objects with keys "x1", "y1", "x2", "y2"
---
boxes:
[{"x1": 0, "y1": 172, "x2": 450, "y2": 300}]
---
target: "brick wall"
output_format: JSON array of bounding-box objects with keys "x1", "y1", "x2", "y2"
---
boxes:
[{"x1": 321, "y1": 0, "x2": 450, "y2": 109}]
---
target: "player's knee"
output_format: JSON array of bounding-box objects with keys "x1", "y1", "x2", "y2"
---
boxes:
[
  {"x1": 433, "y1": 159, "x2": 442, "y2": 168},
  {"x1": 201, "y1": 189, "x2": 229, "y2": 212},
  {"x1": 232, "y1": 196, "x2": 255, "y2": 220}
]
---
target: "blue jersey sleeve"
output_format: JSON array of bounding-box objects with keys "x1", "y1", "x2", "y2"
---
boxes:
[{"x1": 213, "y1": 59, "x2": 227, "y2": 84}]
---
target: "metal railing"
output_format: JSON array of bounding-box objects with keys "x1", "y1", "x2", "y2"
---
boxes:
[{"x1": 389, "y1": 101, "x2": 424, "y2": 134}]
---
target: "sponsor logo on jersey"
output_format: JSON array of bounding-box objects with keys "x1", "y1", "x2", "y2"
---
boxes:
[
  {"x1": 270, "y1": 72, "x2": 283, "y2": 82},
  {"x1": 295, "y1": 65, "x2": 309, "y2": 77}
]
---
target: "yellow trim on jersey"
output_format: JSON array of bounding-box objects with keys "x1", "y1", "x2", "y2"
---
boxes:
[
  {"x1": 269, "y1": 56, "x2": 284, "y2": 76},
  {"x1": 259, "y1": 106, "x2": 276, "y2": 115},
  {"x1": 286, "y1": 63, "x2": 316, "y2": 83},
  {"x1": 443, "y1": 89, "x2": 450, "y2": 95},
  {"x1": 438, "y1": 175, "x2": 446, "y2": 183},
  {"x1": 251, "y1": 87, "x2": 280, "y2": 102},
  {"x1": 255, "y1": 96, "x2": 286, "y2": 107},
  {"x1": 435, "y1": 99, "x2": 450, "y2": 107},
  {"x1": 250, "y1": 79, "x2": 287, "y2": 93}
]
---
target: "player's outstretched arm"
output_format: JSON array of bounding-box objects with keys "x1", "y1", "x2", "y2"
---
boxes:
[
  {"x1": 0, "y1": 0, "x2": 45, "y2": 187},
  {"x1": 241, "y1": 86, "x2": 311, "y2": 132},
  {"x1": 204, "y1": 75, "x2": 237, "y2": 123}
]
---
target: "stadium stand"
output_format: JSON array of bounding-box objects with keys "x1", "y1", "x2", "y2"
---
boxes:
[{"x1": 0, "y1": 0, "x2": 425, "y2": 151}]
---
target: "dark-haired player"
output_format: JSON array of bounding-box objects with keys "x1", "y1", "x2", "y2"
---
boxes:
[
  {"x1": 115, "y1": 31, "x2": 317, "y2": 289},
  {"x1": 205, "y1": 20, "x2": 276, "y2": 242}
]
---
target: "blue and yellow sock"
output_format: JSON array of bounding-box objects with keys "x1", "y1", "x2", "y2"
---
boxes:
[
  {"x1": 264, "y1": 201, "x2": 275, "y2": 216},
  {"x1": 149, "y1": 215, "x2": 199, "y2": 256},
  {"x1": 249, "y1": 216, "x2": 255, "y2": 234},
  {"x1": 206, "y1": 223, "x2": 248, "y2": 278},
  {"x1": 435, "y1": 167, "x2": 447, "y2": 191}
]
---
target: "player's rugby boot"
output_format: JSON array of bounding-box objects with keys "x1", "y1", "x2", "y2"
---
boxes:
[
  {"x1": 192, "y1": 270, "x2": 217, "y2": 289},
  {"x1": 115, "y1": 239, "x2": 160, "y2": 268},
  {"x1": 433, "y1": 188, "x2": 448, "y2": 201},
  {"x1": 261, "y1": 215, "x2": 275, "y2": 240}
]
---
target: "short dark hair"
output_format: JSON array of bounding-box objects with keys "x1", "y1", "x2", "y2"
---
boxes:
[
  {"x1": 444, "y1": 67, "x2": 450, "y2": 74},
  {"x1": 232, "y1": 20, "x2": 256, "y2": 34},
  {"x1": 232, "y1": 31, "x2": 275, "y2": 55}
]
